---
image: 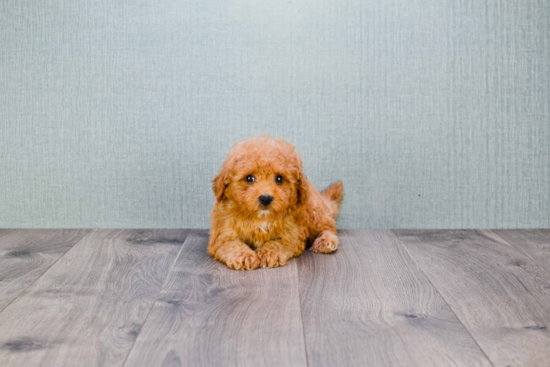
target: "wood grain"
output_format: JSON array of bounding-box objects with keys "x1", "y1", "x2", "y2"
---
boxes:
[
  {"x1": 0, "y1": 229, "x2": 188, "y2": 367},
  {"x1": 394, "y1": 229, "x2": 550, "y2": 367},
  {"x1": 123, "y1": 230, "x2": 308, "y2": 367},
  {"x1": 297, "y1": 229, "x2": 491, "y2": 367},
  {"x1": 0, "y1": 229, "x2": 90, "y2": 312},
  {"x1": 492, "y1": 229, "x2": 550, "y2": 271}
]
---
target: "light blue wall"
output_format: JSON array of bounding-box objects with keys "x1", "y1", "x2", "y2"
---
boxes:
[{"x1": 1, "y1": 0, "x2": 549, "y2": 229}]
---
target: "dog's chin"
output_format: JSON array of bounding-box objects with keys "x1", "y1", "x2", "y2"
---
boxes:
[{"x1": 256, "y1": 209, "x2": 271, "y2": 219}]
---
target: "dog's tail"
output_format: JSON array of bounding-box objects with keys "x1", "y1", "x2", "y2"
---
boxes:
[{"x1": 321, "y1": 181, "x2": 344, "y2": 217}]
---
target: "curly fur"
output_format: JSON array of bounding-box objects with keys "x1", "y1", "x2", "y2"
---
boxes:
[{"x1": 208, "y1": 135, "x2": 343, "y2": 270}]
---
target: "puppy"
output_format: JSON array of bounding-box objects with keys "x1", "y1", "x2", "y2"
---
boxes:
[{"x1": 208, "y1": 135, "x2": 343, "y2": 270}]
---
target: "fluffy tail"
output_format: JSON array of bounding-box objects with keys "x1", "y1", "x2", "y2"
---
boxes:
[{"x1": 321, "y1": 181, "x2": 344, "y2": 217}]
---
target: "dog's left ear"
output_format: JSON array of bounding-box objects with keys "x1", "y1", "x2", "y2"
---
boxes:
[
  {"x1": 296, "y1": 172, "x2": 309, "y2": 206},
  {"x1": 212, "y1": 166, "x2": 230, "y2": 202}
]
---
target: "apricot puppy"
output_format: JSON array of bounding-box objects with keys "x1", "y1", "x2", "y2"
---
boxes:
[{"x1": 208, "y1": 135, "x2": 343, "y2": 270}]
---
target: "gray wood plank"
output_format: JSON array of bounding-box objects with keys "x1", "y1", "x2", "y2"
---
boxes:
[
  {"x1": 123, "y1": 230, "x2": 308, "y2": 367},
  {"x1": 492, "y1": 229, "x2": 550, "y2": 271},
  {"x1": 297, "y1": 229, "x2": 491, "y2": 367},
  {"x1": 0, "y1": 229, "x2": 189, "y2": 367},
  {"x1": 393, "y1": 229, "x2": 550, "y2": 367},
  {"x1": 0, "y1": 229, "x2": 90, "y2": 312}
]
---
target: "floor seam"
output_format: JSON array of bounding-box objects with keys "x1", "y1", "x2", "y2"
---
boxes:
[
  {"x1": 390, "y1": 230, "x2": 497, "y2": 367},
  {"x1": 295, "y1": 258, "x2": 311, "y2": 367},
  {"x1": 120, "y1": 229, "x2": 192, "y2": 367},
  {"x1": 0, "y1": 229, "x2": 92, "y2": 315},
  {"x1": 486, "y1": 229, "x2": 550, "y2": 279}
]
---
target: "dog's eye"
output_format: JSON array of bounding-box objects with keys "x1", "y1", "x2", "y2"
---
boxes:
[
  {"x1": 275, "y1": 175, "x2": 284, "y2": 184},
  {"x1": 245, "y1": 175, "x2": 255, "y2": 183}
]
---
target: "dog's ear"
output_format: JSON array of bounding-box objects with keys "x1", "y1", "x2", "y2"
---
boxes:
[
  {"x1": 212, "y1": 166, "x2": 230, "y2": 202},
  {"x1": 296, "y1": 172, "x2": 309, "y2": 206}
]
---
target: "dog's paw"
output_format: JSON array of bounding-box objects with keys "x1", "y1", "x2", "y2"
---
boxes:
[
  {"x1": 310, "y1": 232, "x2": 339, "y2": 253},
  {"x1": 225, "y1": 251, "x2": 260, "y2": 271},
  {"x1": 256, "y1": 248, "x2": 289, "y2": 268}
]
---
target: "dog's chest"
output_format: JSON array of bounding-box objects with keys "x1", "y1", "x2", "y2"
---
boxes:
[
  {"x1": 239, "y1": 220, "x2": 275, "y2": 249},
  {"x1": 256, "y1": 221, "x2": 270, "y2": 234}
]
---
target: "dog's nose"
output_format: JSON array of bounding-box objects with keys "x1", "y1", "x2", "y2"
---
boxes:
[{"x1": 258, "y1": 195, "x2": 273, "y2": 206}]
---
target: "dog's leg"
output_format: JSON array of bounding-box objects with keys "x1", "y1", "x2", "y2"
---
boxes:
[
  {"x1": 256, "y1": 240, "x2": 305, "y2": 268},
  {"x1": 208, "y1": 238, "x2": 260, "y2": 271},
  {"x1": 310, "y1": 230, "x2": 339, "y2": 253}
]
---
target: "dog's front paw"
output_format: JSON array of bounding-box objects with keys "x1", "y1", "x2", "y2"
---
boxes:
[
  {"x1": 310, "y1": 231, "x2": 339, "y2": 253},
  {"x1": 256, "y1": 248, "x2": 289, "y2": 268},
  {"x1": 225, "y1": 251, "x2": 260, "y2": 271}
]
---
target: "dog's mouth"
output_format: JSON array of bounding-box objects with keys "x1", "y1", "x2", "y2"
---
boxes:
[{"x1": 258, "y1": 201, "x2": 273, "y2": 210}]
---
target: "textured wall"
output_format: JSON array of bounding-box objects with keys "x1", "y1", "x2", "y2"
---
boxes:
[{"x1": 1, "y1": 0, "x2": 549, "y2": 229}]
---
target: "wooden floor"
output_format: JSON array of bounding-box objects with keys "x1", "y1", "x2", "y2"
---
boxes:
[{"x1": 0, "y1": 229, "x2": 549, "y2": 367}]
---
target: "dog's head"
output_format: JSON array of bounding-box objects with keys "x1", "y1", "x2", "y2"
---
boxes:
[{"x1": 213, "y1": 135, "x2": 309, "y2": 218}]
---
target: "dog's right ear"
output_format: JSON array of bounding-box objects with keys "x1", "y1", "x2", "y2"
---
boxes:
[
  {"x1": 212, "y1": 166, "x2": 230, "y2": 202},
  {"x1": 296, "y1": 172, "x2": 310, "y2": 206}
]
